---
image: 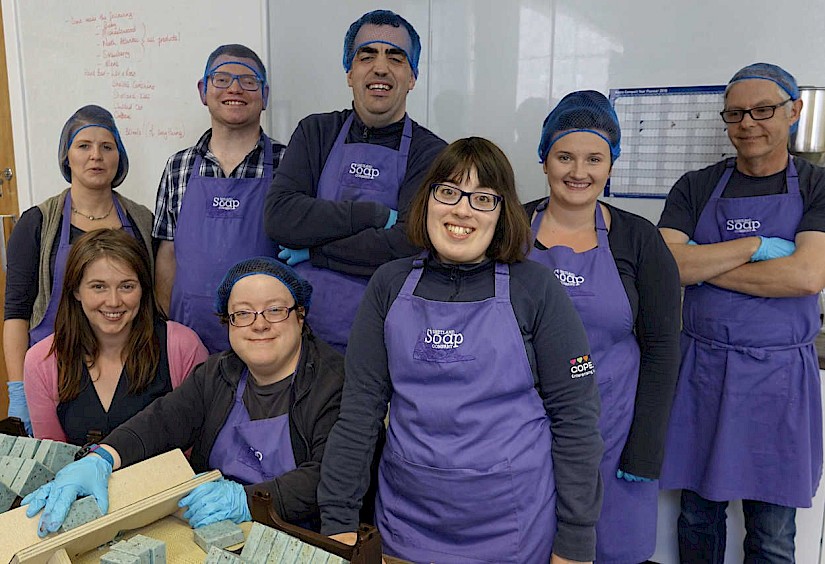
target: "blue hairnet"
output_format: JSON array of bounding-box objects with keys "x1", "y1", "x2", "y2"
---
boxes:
[
  {"x1": 215, "y1": 256, "x2": 313, "y2": 315},
  {"x1": 343, "y1": 10, "x2": 421, "y2": 78},
  {"x1": 538, "y1": 90, "x2": 621, "y2": 163},
  {"x1": 58, "y1": 105, "x2": 129, "y2": 188},
  {"x1": 202, "y1": 44, "x2": 269, "y2": 107},
  {"x1": 727, "y1": 62, "x2": 799, "y2": 100},
  {"x1": 726, "y1": 63, "x2": 799, "y2": 134}
]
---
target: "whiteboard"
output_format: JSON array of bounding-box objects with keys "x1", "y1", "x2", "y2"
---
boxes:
[{"x1": 12, "y1": 0, "x2": 269, "y2": 210}]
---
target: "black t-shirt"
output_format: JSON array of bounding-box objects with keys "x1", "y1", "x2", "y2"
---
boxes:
[
  {"x1": 658, "y1": 157, "x2": 825, "y2": 237},
  {"x1": 523, "y1": 199, "x2": 682, "y2": 477},
  {"x1": 243, "y1": 373, "x2": 293, "y2": 421}
]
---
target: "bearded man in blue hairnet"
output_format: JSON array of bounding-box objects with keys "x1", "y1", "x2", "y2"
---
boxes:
[
  {"x1": 263, "y1": 9, "x2": 446, "y2": 354},
  {"x1": 153, "y1": 44, "x2": 287, "y2": 354},
  {"x1": 658, "y1": 62, "x2": 825, "y2": 561}
]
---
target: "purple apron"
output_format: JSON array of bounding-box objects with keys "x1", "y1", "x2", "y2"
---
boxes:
[
  {"x1": 377, "y1": 258, "x2": 556, "y2": 563},
  {"x1": 295, "y1": 113, "x2": 411, "y2": 352},
  {"x1": 29, "y1": 192, "x2": 136, "y2": 346},
  {"x1": 530, "y1": 201, "x2": 656, "y2": 563},
  {"x1": 170, "y1": 140, "x2": 277, "y2": 354},
  {"x1": 660, "y1": 158, "x2": 823, "y2": 508},
  {"x1": 209, "y1": 369, "x2": 296, "y2": 484}
]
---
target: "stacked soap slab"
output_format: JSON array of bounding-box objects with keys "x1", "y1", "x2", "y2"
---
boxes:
[
  {"x1": 57, "y1": 496, "x2": 103, "y2": 533},
  {"x1": 239, "y1": 522, "x2": 349, "y2": 563},
  {"x1": 100, "y1": 534, "x2": 166, "y2": 564},
  {"x1": 0, "y1": 434, "x2": 80, "y2": 513}
]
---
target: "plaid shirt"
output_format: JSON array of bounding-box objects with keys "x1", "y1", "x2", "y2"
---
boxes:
[{"x1": 152, "y1": 129, "x2": 285, "y2": 240}]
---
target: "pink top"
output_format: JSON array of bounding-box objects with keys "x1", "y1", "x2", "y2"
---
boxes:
[{"x1": 24, "y1": 321, "x2": 209, "y2": 441}]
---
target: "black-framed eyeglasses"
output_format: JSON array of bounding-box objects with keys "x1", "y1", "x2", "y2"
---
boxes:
[
  {"x1": 719, "y1": 99, "x2": 791, "y2": 124},
  {"x1": 430, "y1": 183, "x2": 503, "y2": 212},
  {"x1": 228, "y1": 305, "x2": 298, "y2": 327},
  {"x1": 208, "y1": 71, "x2": 263, "y2": 92}
]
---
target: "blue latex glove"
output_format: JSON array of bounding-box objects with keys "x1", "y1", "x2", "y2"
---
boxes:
[
  {"x1": 687, "y1": 240, "x2": 698, "y2": 246},
  {"x1": 7, "y1": 381, "x2": 33, "y2": 435},
  {"x1": 22, "y1": 454, "x2": 112, "y2": 537},
  {"x1": 384, "y1": 209, "x2": 398, "y2": 229},
  {"x1": 616, "y1": 469, "x2": 655, "y2": 483},
  {"x1": 277, "y1": 246, "x2": 310, "y2": 267},
  {"x1": 751, "y1": 236, "x2": 795, "y2": 262},
  {"x1": 178, "y1": 479, "x2": 251, "y2": 529}
]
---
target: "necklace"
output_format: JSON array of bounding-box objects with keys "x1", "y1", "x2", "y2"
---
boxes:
[{"x1": 71, "y1": 201, "x2": 114, "y2": 221}]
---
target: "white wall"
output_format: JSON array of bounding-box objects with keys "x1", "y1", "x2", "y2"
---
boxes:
[{"x1": 6, "y1": 1, "x2": 825, "y2": 561}]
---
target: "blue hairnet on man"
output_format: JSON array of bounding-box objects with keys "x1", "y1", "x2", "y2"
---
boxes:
[
  {"x1": 153, "y1": 44, "x2": 287, "y2": 354},
  {"x1": 658, "y1": 62, "x2": 825, "y2": 561},
  {"x1": 263, "y1": 9, "x2": 446, "y2": 353}
]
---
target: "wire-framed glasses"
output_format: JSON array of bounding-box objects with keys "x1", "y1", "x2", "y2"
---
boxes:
[
  {"x1": 720, "y1": 99, "x2": 791, "y2": 124},
  {"x1": 228, "y1": 305, "x2": 298, "y2": 327},
  {"x1": 208, "y1": 71, "x2": 263, "y2": 92},
  {"x1": 430, "y1": 183, "x2": 503, "y2": 212}
]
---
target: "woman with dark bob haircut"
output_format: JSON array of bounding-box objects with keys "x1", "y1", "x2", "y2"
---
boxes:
[
  {"x1": 24, "y1": 228, "x2": 207, "y2": 445},
  {"x1": 319, "y1": 137, "x2": 604, "y2": 563}
]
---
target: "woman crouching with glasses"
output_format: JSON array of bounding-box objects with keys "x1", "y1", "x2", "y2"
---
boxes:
[
  {"x1": 318, "y1": 137, "x2": 604, "y2": 564},
  {"x1": 22, "y1": 257, "x2": 344, "y2": 537}
]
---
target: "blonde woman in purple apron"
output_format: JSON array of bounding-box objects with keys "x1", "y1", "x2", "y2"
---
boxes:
[
  {"x1": 4, "y1": 105, "x2": 154, "y2": 435},
  {"x1": 659, "y1": 63, "x2": 825, "y2": 562},
  {"x1": 319, "y1": 137, "x2": 604, "y2": 563},
  {"x1": 21, "y1": 258, "x2": 344, "y2": 537},
  {"x1": 526, "y1": 91, "x2": 681, "y2": 563}
]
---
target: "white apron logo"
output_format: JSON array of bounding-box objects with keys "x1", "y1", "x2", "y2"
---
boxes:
[
  {"x1": 213, "y1": 197, "x2": 240, "y2": 211},
  {"x1": 726, "y1": 218, "x2": 761, "y2": 234},
  {"x1": 424, "y1": 328, "x2": 464, "y2": 350},
  {"x1": 569, "y1": 355, "x2": 594, "y2": 379},
  {"x1": 554, "y1": 269, "x2": 585, "y2": 287},
  {"x1": 349, "y1": 162, "x2": 380, "y2": 180}
]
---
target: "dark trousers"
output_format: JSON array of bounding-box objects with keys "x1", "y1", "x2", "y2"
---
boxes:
[{"x1": 677, "y1": 489, "x2": 797, "y2": 563}]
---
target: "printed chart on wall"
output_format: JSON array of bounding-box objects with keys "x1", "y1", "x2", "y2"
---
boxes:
[
  {"x1": 607, "y1": 85, "x2": 736, "y2": 198},
  {"x1": 13, "y1": 0, "x2": 268, "y2": 208}
]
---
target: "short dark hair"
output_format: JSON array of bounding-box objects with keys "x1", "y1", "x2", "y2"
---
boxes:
[
  {"x1": 407, "y1": 137, "x2": 532, "y2": 263},
  {"x1": 205, "y1": 44, "x2": 266, "y2": 83}
]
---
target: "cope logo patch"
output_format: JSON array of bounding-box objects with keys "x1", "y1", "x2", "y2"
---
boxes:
[{"x1": 569, "y1": 355, "x2": 595, "y2": 378}]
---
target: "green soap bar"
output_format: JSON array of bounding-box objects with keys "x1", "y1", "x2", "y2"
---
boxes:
[
  {"x1": 11, "y1": 459, "x2": 54, "y2": 497},
  {"x1": 252, "y1": 524, "x2": 277, "y2": 561},
  {"x1": 298, "y1": 542, "x2": 317, "y2": 562},
  {"x1": 0, "y1": 456, "x2": 25, "y2": 488},
  {"x1": 34, "y1": 440, "x2": 79, "y2": 474},
  {"x1": 110, "y1": 540, "x2": 150, "y2": 564},
  {"x1": 239, "y1": 522, "x2": 265, "y2": 560},
  {"x1": 8, "y1": 437, "x2": 40, "y2": 459},
  {"x1": 310, "y1": 549, "x2": 332, "y2": 563},
  {"x1": 129, "y1": 534, "x2": 167, "y2": 564},
  {"x1": 0, "y1": 481, "x2": 16, "y2": 513},
  {"x1": 0, "y1": 435, "x2": 16, "y2": 457},
  {"x1": 277, "y1": 537, "x2": 304, "y2": 564},
  {"x1": 100, "y1": 551, "x2": 141, "y2": 564},
  {"x1": 264, "y1": 530, "x2": 292, "y2": 563},
  {"x1": 57, "y1": 495, "x2": 102, "y2": 533},
  {"x1": 193, "y1": 519, "x2": 244, "y2": 552}
]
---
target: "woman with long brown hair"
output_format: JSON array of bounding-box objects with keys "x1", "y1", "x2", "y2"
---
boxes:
[{"x1": 23, "y1": 228, "x2": 207, "y2": 445}]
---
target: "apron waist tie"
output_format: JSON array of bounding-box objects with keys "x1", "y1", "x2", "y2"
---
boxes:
[{"x1": 683, "y1": 327, "x2": 814, "y2": 361}]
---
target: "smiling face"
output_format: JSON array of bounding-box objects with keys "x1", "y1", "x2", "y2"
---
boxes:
[
  {"x1": 347, "y1": 40, "x2": 416, "y2": 128},
  {"x1": 426, "y1": 166, "x2": 501, "y2": 264},
  {"x1": 543, "y1": 131, "x2": 611, "y2": 210},
  {"x1": 74, "y1": 257, "x2": 142, "y2": 343},
  {"x1": 199, "y1": 55, "x2": 265, "y2": 130},
  {"x1": 227, "y1": 274, "x2": 303, "y2": 384},
  {"x1": 725, "y1": 79, "x2": 800, "y2": 174},
  {"x1": 66, "y1": 127, "x2": 119, "y2": 191}
]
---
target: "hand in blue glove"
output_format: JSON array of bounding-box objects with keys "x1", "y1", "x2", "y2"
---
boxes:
[
  {"x1": 22, "y1": 454, "x2": 112, "y2": 537},
  {"x1": 277, "y1": 246, "x2": 310, "y2": 267},
  {"x1": 687, "y1": 240, "x2": 698, "y2": 246},
  {"x1": 7, "y1": 381, "x2": 33, "y2": 436},
  {"x1": 178, "y1": 478, "x2": 251, "y2": 529},
  {"x1": 751, "y1": 236, "x2": 795, "y2": 262},
  {"x1": 384, "y1": 209, "x2": 398, "y2": 230},
  {"x1": 616, "y1": 469, "x2": 655, "y2": 483}
]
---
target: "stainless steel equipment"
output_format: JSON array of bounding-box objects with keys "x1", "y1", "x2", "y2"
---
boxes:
[{"x1": 790, "y1": 86, "x2": 825, "y2": 166}]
